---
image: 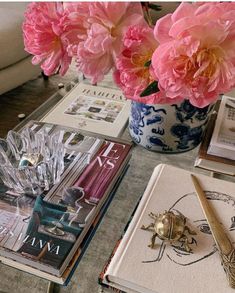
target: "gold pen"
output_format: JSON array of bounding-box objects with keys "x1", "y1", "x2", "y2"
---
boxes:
[{"x1": 191, "y1": 174, "x2": 235, "y2": 289}]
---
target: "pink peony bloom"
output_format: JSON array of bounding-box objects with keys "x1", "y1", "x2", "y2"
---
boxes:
[
  {"x1": 152, "y1": 2, "x2": 235, "y2": 107},
  {"x1": 23, "y1": 2, "x2": 85, "y2": 76},
  {"x1": 64, "y1": 2, "x2": 145, "y2": 83},
  {"x1": 23, "y1": 2, "x2": 144, "y2": 82},
  {"x1": 113, "y1": 24, "x2": 184, "y2": 105}
]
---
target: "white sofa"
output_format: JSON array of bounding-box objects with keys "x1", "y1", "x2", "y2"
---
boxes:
[{"x1": 0, "y1": 2, "x2": 40, "y2": 95}]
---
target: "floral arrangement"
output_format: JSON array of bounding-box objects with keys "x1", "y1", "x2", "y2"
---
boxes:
[{"x1": 23, "y1": 2, "x2": 235, "y2": 108}]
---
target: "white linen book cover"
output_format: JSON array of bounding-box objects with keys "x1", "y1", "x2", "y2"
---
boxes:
[
  {"x1": 103, "y1": 164, "x2": 235, "y2": 293},
  {"x1": 41, "y1": 82, "x2": 131, "y2": 137},
  {"x1": 208, "y1": 95, "x2": 235, "y2": 160}
]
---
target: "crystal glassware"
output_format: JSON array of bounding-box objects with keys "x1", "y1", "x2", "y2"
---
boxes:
[{"x1": 0, "y1": 127, "x2": 65, "y2": 195}]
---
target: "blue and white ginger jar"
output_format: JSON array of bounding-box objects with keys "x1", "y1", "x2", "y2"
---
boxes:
[{"x1": 129, "y1": 100, "x2": 214, "y2": 153}]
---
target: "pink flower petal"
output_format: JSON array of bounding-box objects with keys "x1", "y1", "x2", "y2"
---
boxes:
[
  {"x1": 171, "y1": 3, "x2": 196, "y2": 22},
  {"x1": 154, "y1": 14, "x2": 173, "y2": 43},
  {"x1": 23, "y1": 2, "x2": 76, "y2": 76},
  {"x1": 152, "y1": 2, "x2": 235, "y2": 107}
]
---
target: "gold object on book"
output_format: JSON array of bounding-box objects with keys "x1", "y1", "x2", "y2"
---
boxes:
[
  {"x1": 19, "y1": 153, "x2": 43, "y2": 167},
  {"x1": 141, "y1": 210, "x2": 196, "y2": 251},
  {"x1": 44, "y1": 221, "x2": 65, "y2": 236},
  {"x1": 191, "y1": 174, "x2": 235, "y2": 288}
]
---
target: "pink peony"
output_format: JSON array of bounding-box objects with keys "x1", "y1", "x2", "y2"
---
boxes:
[
  {"x1": 75, "y1": 21, "x2": 115, "y2": 84},
  {"x1": 64, "y1": 2, "x2": 145, "y2": 83},
  {"x1": 23, "y1": 2, "x2": 144, "y2": 82},
  {"x1": 23, "y1": 2, "x2": 85, "y2": 76},
  {"x1": 113, "y1": 24, "x2": 183, "y2": 104},
  {"x1": 152, "y1": 2, "x2": 235, "y2": 107}
]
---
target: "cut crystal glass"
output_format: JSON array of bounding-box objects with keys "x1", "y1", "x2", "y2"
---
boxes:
[{"x1": 0, "y1": 128, "x2": 65, "y2": 195}]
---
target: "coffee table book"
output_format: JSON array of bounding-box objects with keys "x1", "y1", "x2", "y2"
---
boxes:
[
  {"x1": 194, "y1": 110, "x2": 235, "y2": 176},
  {"x1": 40, "y1": 82, "x2": 131, "y2": 138},
  {"x1": 99, "y1": 164, "x2": 235, "y2": 293},
  {"x1": 0, "y1": 121, "x2": 132, "y2": 284}
]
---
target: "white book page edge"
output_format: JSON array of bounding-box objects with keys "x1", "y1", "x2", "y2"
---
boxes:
[
  {"x1": 194, "y1": 158, "x2": 235, "y2": 176},
  {"x1": 210, "y1": 96, "x2": 227, "y2": 147},
  {"x1": 104, "y1": 164, "x2": 165, "y2": 281}
]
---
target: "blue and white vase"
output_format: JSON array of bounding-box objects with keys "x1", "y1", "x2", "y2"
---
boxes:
[{"x1": 129, "y1": 100, "x2": 214, "y2": 153}]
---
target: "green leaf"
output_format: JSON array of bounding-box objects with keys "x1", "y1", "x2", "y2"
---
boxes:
[
  {"x1": 140, "y1": 81, "x2": 159, "y2": 97},
  {"x1": 144, "y1": 60, "x2": 151, "y2": 67},
  {"x1": 148, "y1": 4, "x2": 162, "y2": 11}
]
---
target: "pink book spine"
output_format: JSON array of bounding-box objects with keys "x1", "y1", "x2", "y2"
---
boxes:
[{"x1": 73, "y1": 141, "x2": 130, "y2": 204}]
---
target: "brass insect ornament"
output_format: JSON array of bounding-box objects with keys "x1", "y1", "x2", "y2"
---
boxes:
[{"x1": 141, "y1": 210, "x2": 196, "y2": 252}]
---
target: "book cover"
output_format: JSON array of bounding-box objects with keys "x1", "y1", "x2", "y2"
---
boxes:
[
  {"x1": 208, "y1": 96, "x2": 235, "y2": 160},
  {"x1": 194, "y1": 111, "x2": 235, "y2": 176},
  {"x1": 102, "y1": 164, "x2": 235, "y2": 293},
  {"x1": 0, "y1": 121, "x2": 132, "y2": 282},
  {"x1": 99, "y1": 193, "x2": 143, "y2": 293},
  {"x1": 40, "y1": 82, "x2": 131, "y2": 137}
]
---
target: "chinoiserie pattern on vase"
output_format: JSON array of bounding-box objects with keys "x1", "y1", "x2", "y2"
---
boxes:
[{"x1": 129, "y1": 100, "x2": 214, "y2": 153}]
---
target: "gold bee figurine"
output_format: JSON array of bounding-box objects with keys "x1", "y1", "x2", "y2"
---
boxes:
[{"x1": 141, "y1": 210, "x2": 196, "y2": 252}]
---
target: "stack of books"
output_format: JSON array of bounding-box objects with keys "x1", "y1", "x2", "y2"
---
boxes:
[
  {"x1": 99, "y1": 164, "x2": 235, "y2": 293},
  {"x1": 194, "y1": 95, "x2": 235, "y2": 176},
  {"x1": 0, "y1": 121, "x2": 132, "y2": 284}
]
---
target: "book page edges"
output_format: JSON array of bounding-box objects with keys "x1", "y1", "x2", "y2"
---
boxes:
[
  {"x1": 195, "y1": 107, "x2": 235, "y2": 174},
  {"x1": 207, "y1": 145, "x2": 235, "y2": 160},
  {"x1": 209, "y1": 96, "x2": 235, "y2": 153},
  {"x1": 0, "y1": 256, "x2": 65, "y2": 284},
  {"x1": 104, "y1": 164, "x2": 165, "y2": 284},
  {"x1": 195, "y1": 158, "x2": 235, "y2": 176},
  {"x1": 104, "y1": 275, "x2": 157, "y2": 293},
  {"x1": 209, "y1": 96, "x2": 227, "y2": 147}
]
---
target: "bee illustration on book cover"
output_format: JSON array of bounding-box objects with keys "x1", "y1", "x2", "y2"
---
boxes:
[{"x1": 141, "y1": 191, "x2": 235, "y2": 266}]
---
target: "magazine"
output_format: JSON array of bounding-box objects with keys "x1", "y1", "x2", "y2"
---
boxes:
[
  {"x1": 207, "y1": 96, "x2": 235, "y2": 160},
  {"x1": 194, "y1": 111, "x2": 235, "y2": 176},
  {"x1": 100, "y1": 164, "x2": 235, "y2": 293},
  {"x1": 40, "y1": 82, "x2": 131, "y2": 137},
  {"x1": 0, "y1": 121, "x2": 132, "y2": 283}
]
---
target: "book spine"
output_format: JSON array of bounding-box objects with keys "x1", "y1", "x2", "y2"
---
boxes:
[{"x1": 73, "y1": 141, "x2": 131, "y2": 204}]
